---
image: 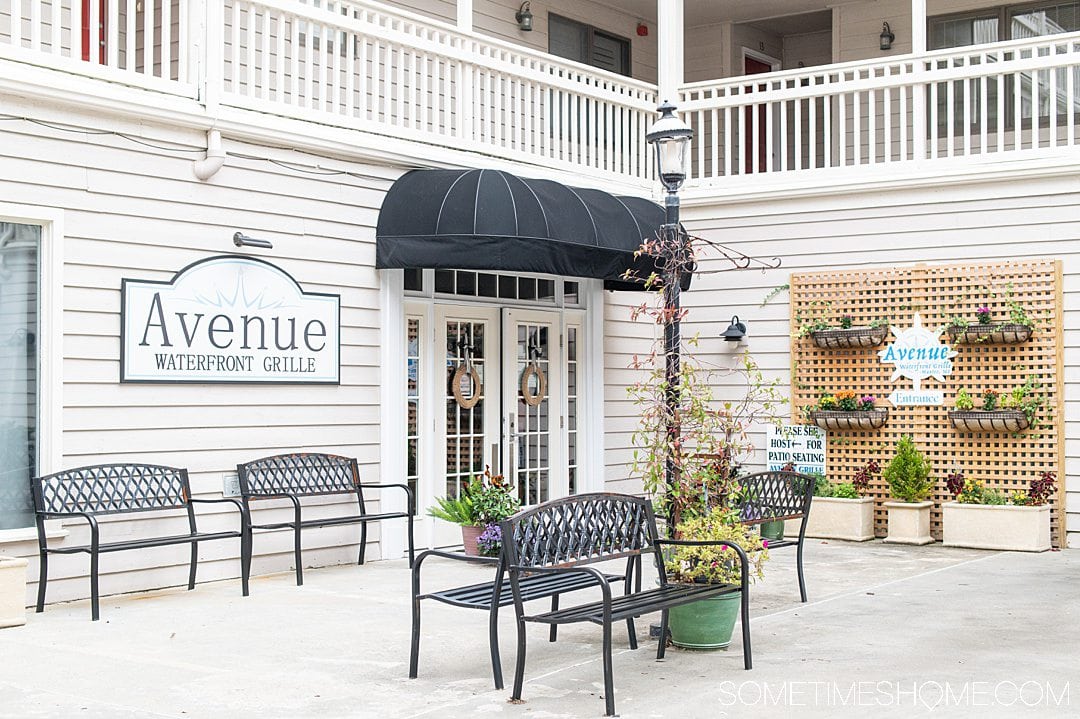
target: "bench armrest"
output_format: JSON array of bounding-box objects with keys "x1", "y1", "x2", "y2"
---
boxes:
[
  {"x1": 358, "y1": 483, "x2": 415, "y2": 514},
  {"x1": 189, "y1": 497, "x2": 244, "y2": 511},
  {"x1": 412, "y1": 548, "x2": 500, "y2": 600},
  {"x1": 35, "y1": 510, "x2": 99, "y2": 546}
]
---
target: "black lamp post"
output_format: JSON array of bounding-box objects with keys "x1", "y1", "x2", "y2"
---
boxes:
[{"x1": 645, "y1": 101, "x2": 693, "y2": 532}]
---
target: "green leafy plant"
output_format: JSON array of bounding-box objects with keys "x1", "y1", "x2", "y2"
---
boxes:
[
  {"x1": 999, "y1": 375, "x2": 1045, "y2": 430},
  {"x1": 427, "y1": 467, "x2": 520, "y2": 526},
  {"x1": 954, "y1": 388, "x2": 974, "y2": 411},
  {"x1": 883, "y1": 435, "x2": 933, "y2": 503},
  {"x1": 955, "y1": 478, "x2": 1007, "y2": 505},
  {"x1": 982, "y1": 389, "x2": 999, "y2": 411},
  {"x1": 831, "y1": 483, "x2": 861, "y2": 499},
  {"x1": 1009, "y1": 471, "x2": 1057, "y2": 506},
  {"x1": 666, "y1": 507, "x2": 769, "y2": 585},
  {"x1": 839, "y1": 314, "x2": 854, "y2": 329}
]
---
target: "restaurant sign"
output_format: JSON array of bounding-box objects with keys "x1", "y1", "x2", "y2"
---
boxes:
[
  {"x1": 878, "y1": 313, "x2": 955, "y2": 393},
  {"x1": 121, "y1": 256, "x2": 340, "y2": 383}
]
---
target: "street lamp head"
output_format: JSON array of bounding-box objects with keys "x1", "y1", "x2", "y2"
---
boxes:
[{"x1": 646, "y1": 101, "x2": 693, "y2": 193}]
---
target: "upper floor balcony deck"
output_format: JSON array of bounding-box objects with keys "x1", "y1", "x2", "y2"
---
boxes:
[{"x1": 3, "y1": 0, "x2": 1080, "y2": 199}]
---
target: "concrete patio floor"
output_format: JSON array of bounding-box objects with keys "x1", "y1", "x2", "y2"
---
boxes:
[{"x1": 1, "y1": 540, "x2": 1077, "y2": 719}]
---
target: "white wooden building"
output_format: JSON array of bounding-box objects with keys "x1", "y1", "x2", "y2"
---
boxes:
[{"x1": 1, "y1": 0, "x2": 1078, "y2": 606}]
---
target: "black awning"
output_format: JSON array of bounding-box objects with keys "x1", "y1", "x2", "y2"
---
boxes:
[{"x1": 376, "y1": 169, "x2": 667, "y2": 290}]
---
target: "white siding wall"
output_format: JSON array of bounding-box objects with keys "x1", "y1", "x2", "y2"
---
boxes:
[
  {"x1": 661, "y1": 174, "x2": 1080, "y2": 548},
  {"x1": 0, "y1": 101, "x2": 399, "y2": 602}
]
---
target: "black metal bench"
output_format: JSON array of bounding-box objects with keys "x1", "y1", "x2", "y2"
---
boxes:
[
  {"x1": 33, "y1": 463, "x2": 247, "y2": 621},
  {"x1": 237, "y1": 453, "x2": 414, "y2": 587},
  {"x1": 408, "y1": 550, "x2": 635, "y2": 689},
  {"x1": 735, "y1": 470, "x2": 815, "y2": 602},
  {"x1": 503, "y1": 492, "x2": 752, "y2": 717}
]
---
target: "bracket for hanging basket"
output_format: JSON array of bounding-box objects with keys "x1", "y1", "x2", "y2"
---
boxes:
[
  {"x1": 946, "y1": 323, "x2": 1033, "y2": 345},
  {"x1": 948, "y1": 410, "x2": 1030, "y2": 432},
  {"x1": 809, "y1": 325, "x2": 889, "y2": 349},
  {"x1": 809, "y1": 408, "x2": 889, "y2": 431}
]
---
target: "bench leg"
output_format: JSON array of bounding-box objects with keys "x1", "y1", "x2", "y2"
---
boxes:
[
  {"x1": 358, "y1": 523, "x2": 367, "y2": 566},
  {"x1": 656, "y1": 609, "x2": 669, "y2": 660},
  {"x1": 548, "y1": 596, "x2": 558, "y2": 642},
  {"x1": 488, "y1": 601, "x2": 504, "y2": 689},
  {"x1": 241, "y1": 530, "x2": 251, "y2": 597},
  {"x1": 796, "y1": 540, "x2": 808, "y2": 603},
  {"x1": 601, "y1": 619, "x2": 616, "y2": 716},
  {"x1": 406, "y1": 516, "x2": 415, "y2": 569},
  {"x1": 409, "y1": 595, "x2": 422, "y2": 680},
  {"x1": 740, "y1": 588, "x2": 753, "y2": 670},
  {"x1": 511, "y1": 617, "x2": 527, "y2": 703},
  {"x1": 294, "y1": 524, "x2": 304, "y2": 587},
  {"x1": 89, "y1": 549, "x2": 101, "y2": 622},
  {"x1": 35, "y1": 551, "x2": 48, "y2": 613},
  {"x1": 188, "y1": 541, "x2": 198, "y2": 590}
]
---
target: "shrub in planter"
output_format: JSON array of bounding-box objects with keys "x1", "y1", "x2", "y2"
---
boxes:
[
  {"x1": 882, "y1": 435, "x2": 935, "y2": 545},
  {"x1": 942, "y1": 471, "x2": 1054, "y2": 552},
  {"x1": 786, "y1": 463, "x2": 878, "y2": 542}
]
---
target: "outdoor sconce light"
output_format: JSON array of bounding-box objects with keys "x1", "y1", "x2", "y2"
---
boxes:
[
  {"x1": 233, "y1": 232, "x2": 273, "y2": 249},
  {"x1": 516, "y1": 2, "x2": 533, "y2": 31},
  {"x1": 646, "y1": 101, "x2": 694, "y2": 194},
  {"x1": 880, "y1": 22, "x2": 895, "y2": 51},
  {"x1": 722, "y1": 316, "x2": 747, "y2": 342}
]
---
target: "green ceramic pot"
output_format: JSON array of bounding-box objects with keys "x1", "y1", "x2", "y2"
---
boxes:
[
  {"x1": 759, "y1": 519, "x2": 785, "y2": 541},
  {"x1": 668, "y1": 592, "x2": 741, "y2": 649}
]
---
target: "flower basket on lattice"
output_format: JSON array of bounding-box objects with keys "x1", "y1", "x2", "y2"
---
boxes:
[
  {"x1": 948, "y1": 410, "x2": 1030, "y2": 432},
  {"x1": 946, "y1": 323, "x2": 1033, "y2": 345},
  {"x1": 809, "y1": 325, "x2": 889, "y2": 349},
  {"x1": 809, "y1": 409, "x2": 888, "y2": 431}
]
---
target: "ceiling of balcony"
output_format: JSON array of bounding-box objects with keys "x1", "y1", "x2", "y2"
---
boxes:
[{"x1": 610, "y1": 0, "x2": 834, "y2": 27}]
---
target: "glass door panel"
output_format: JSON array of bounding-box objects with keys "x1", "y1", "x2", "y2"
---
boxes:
[{"x1": 502, "y1": 309, "x2": 564, "y2": 505}]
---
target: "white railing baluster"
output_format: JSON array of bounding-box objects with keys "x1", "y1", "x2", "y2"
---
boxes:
[
  {"x1": 29, "y1": 0, "x2": 41, "y2": 51},
  {"x1": 162, "y1": 0, "x2": 172, "y2": 79},
  {"x1": 51, "y1": 0, "x2": 63, "y2": 56}
]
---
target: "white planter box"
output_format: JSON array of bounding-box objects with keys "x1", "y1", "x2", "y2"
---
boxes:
[
  {"x1": 942, "y1": 502, "x2": 1050, "y2": 552},
  {"x1": 883, "y1": 501, "x2": 935, "y2": 545},
  {"x1": 784, "y1": 497, "x2": 876, "y2": 541},
  {"x1": 0, "y1": 556, "x2": 29, "y2": 628}
]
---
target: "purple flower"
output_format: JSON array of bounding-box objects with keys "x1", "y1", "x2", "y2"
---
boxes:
[
  {"x1": 976, "y1": 306, "x2": 991, "y2": 314},
  {"x1": 476, "y1": 523, "x2": 503, "y2": 557},
  {"x1": 762, "y1": 539, "x2": 769, "y2": 548}
]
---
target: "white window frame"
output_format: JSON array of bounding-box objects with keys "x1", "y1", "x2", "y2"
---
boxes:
[{"x1": 0, "y1": 204, "x2": 64, "y2": 545}]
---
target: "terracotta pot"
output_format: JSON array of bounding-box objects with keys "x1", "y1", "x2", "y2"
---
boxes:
[{"x1": 461, "y1": 525, "x2": 485, "y2": 556}]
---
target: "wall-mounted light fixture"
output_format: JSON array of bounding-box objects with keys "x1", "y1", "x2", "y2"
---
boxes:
[
  {"x1": 516, "y1": 2, "x2": 533, "y2": 31},
  {"x1": 880, "y1": 22, "x2": 895, "y2": 51},
  {"x1": 233, "y1": 232, "x2": 273, "y2": 249},
  {"x1": 722, "y1": 315, "x2": 747, "y2": 342}
]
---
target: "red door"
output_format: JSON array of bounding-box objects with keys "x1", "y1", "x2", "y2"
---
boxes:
[
  {"x1": 81, "y1": 0, "x2": 107, "y2": 64},
  {"x1": 743, "y1": 56, "x2": 772, "y2": 174}
]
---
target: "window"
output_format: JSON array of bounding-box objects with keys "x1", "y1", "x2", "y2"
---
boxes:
[
  {"x1": 405, "y1": 270, "x2": 582, "y2": 306},
  {"x1": 929, "y1": 2, "x2": 1080, "y2": 48},
  {"x1": 0, "y1": 222, "x2": 40, "y2": 530},
  {"x1": 406, "y1": 317, "x2": 421, "y2": 515},
  {"x1": 548, "y1": 15, "x2": 630, "y2": 77}
]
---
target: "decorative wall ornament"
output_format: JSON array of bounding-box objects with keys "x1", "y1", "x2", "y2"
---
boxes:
[
  {"x1": 520, "y1": 334, "x2": 547, "y2": 407},
  {"x1": 451, "y1": 328, "x2": 482, "y2": 409}
]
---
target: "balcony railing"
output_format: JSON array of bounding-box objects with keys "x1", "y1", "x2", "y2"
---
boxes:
[
  {"x1": 5, "y1": 0, "x2": 1080, "y2": 189},
  {"x1": 679, "y1": 31, "x2": 1080, "y2": 186}
]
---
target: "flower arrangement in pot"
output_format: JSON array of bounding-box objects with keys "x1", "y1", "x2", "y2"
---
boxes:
[
  {"x1": 882, "y1": 435, "x2": 935, "y2": 545},
  {"x1": 796, "y1": 308, "x2": 890, "y2": 349},
  {"x1": 948, "y1": 376, "x2": 1044, "y2": 433},
  {"x1": 664, "y1": 505, "x2": 769, "y2": 649},
  {"x1": 791, "y1": 460, "x2": 879, "y2": 542},
  {"x1": 942, "y1": 469, "x2": 1055, "y2": 551},
  {"x1": 945, "y1": 285, "x2": 1035, "y2": 344},
  {"x1": 806, "y1": 390, "x2": 888, "y2": 431},
  {"x1": 428, "y1": 467, "x2": 521, "y2": 556}
]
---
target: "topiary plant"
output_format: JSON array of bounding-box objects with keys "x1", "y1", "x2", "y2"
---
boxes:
[{"x1": 883, "y1": 435, "x2": 933, "y2": 503}]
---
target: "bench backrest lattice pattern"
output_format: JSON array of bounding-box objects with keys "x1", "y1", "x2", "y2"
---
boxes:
[
  {"x1": 504, "y1": 493, "x2": 654, "y2": 569},
  {"x1": 735, "y1": 471, "x2": 814, "y2": 524},
  {"x1": 34, "y1": 464, "x2": 190, "y2": 516},
  {"x1": 237, "y1": 453, "x2": 359, "y2": 498}
]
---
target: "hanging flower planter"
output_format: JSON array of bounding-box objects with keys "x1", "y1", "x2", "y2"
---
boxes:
[
  {"x1": 948, "y1": 410, "x2": 1030, "y2": 432},
  {"x1": 946, "y1": 323, "x2": 1033, "y2": 345},
  {"x1": 809, "y1": 325, "x2": 889, "y2": 349},
  {"x1": 809, "y1": 408, "x2": 889, "y2": 431}
]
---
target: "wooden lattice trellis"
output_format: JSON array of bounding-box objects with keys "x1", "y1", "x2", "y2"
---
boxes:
[{"x1": 790, "y1": 259, "x2": 1065, "y2": 546}]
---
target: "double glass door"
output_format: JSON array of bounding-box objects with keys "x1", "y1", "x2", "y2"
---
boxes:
[{"x1": 424, "y1": 305, "x2": 572, "y2": 547}]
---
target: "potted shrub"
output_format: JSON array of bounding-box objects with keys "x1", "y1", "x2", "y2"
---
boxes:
[
  {"x1": 428, "y1": 467, "x2": 520, "y2": 556},
  {"x1": 665, "y1": 507, "x2": 769, "y2": 649},
  {"x1": 945, "y1": 291, "x2": 1035, "y2": 345},
  {"x1": 882, "y1": 435, "x2": 935, "y2": 545},
  {"x1": 942, "y1": 471, "x2": 1053, "y2": 552},
  {"x1": 806, "y1": 391, "x2": 888, "y2": 431},
  {"x1": 786, "y1": 462, "x2": 878, "y2": 542},
  {"x1": 948, "y1": 376, "x2": 1043, "y2": 432},
  {"x1": 0, "y1": 554, "x2": 28, "y2": 628}
]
